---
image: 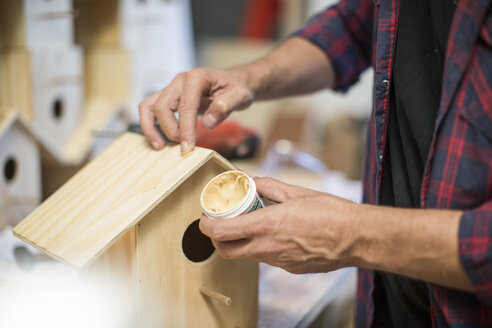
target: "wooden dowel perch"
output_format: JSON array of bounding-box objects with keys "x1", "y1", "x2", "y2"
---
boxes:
[{"x1": 199, "y1": 286, "x2": 232, "y2": 306}]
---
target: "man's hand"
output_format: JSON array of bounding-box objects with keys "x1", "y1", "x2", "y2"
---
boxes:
[
  {"x1": 199, "y1": 177, "x2": 358, "y2": 274},
  {"x1": 138, "y1": 38, "x2": 336, "y2": 154},
  {"x1": 200, "y1": 176, "x2": 473, "y2": 291},
  {"x1": 138, "y1": 68, "x2": 254, "y2": 154}
]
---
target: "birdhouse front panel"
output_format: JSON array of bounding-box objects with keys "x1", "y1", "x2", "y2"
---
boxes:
[
  {"x1": 30, "y1": 46, "x2": 83, "y2": 145},
  {"x1": 32, "y1": 82, "x2": 83, "y2": 145},
  {"x1": 137, "y1": 159, "x2": 258, "y2": 327}
]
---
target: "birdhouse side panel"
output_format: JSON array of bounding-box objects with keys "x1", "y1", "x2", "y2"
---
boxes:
[{"x1": 136, "y1": 160, "x2": 258, "y2": 327}]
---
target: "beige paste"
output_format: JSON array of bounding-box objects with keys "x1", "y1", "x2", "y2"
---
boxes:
[{"x1": 202, "y1": 171, "x2": 250, "y2": 213}]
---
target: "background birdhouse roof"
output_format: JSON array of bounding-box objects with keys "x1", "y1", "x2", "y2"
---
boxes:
[
  {"x1": 13, "y1": 132, "x2": 235, "y2": 269},
  {"x1": 0, "y1": 109, "x2": 77, "y2": 166},
  {"x1": 0, "y1": 110, "x2": 34, "y2": 140}
]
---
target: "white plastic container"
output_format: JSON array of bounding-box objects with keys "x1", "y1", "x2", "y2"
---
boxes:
[{"x1": 201, "y1": 171, "x2": 264, "y2": 219}]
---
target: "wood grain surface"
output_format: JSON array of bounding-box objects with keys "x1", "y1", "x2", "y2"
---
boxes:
[{"x1": 14, "y1": 133, "x2": 234, "y2": 269}]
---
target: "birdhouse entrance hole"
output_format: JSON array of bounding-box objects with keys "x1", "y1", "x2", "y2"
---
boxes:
[
  {"x1": 3, "y1": 156, "x2": 17, "y2": 183},
  {"x1": 52, "y1": 98, "x2": 64, "y2": 120},
  {"x1": 182, "y1": 219, "x2": 215, "y2": 262}
]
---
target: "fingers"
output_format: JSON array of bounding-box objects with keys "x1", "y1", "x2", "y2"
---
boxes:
[
  {"x1": 201, "y1": 210, "x2": 278, "y2": 260},
  {"x1": 202, "y1": 88, "x2": 253, "y2": 129},
  {"x1": 138, "y1": 67, "x2": 254, "y2": 153},
  {"x1": 199, "y1": 214, "x2": 256, "y2": 242},
  {"x1": 254, "y1": 177, "x2": 323, "y2": 203},
  {"x1": 200, "y1": 215, "x2": 254, "y2": 260},
  {"x1": 178, "y1": 70, "x2": 210, "y2": 155},
  {"x1": 152, "y1": 86, "x2": 181, "y2": 143},
  {"x1": 138, "y1": 91, "x2": 165, "y2": 149},
  {"x1": 212, "y1": 239, "x2": 251, "y2": 259}
]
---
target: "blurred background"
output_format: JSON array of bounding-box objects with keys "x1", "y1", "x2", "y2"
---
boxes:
[{"x1": 0, "y1": 0, "x2": 373, "y2": 327}]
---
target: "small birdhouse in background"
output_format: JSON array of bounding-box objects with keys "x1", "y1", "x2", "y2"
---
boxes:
[
  {"x1": 0, "y1": 111, "x2": 41, "y2": 229},
  {"x1": 74, "y1": 0, "x2": 195, "y2": 121},
  {"x1": 14, "y1": 133, "x2": 259, "y2": 327},
  {"x1": 0, "y1": 0, "x2": 84, "y2": 150}
]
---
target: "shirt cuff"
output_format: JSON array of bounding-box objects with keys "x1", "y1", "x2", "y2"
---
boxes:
[{"x1": 459, "y1": 203, "x2": 492, "y2": 305}]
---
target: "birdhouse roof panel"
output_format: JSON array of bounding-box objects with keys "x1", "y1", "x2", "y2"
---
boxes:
[{"x1": 14, "y1": 132, "x2": 234, "y2": 269}]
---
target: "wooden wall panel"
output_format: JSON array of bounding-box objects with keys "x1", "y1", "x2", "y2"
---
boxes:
[
  {"x1": 0, "y1": 49, "x2": 32, "y2": 119},
  {"x1": 83, "y1": 47, "x2": 130, "y2": 103},
  {"x1": 74, "y1": 0, "x2": 121, "y2": 46},
  {"x1": 0, "y1": 0, "x2": 25, "y2": 48}
]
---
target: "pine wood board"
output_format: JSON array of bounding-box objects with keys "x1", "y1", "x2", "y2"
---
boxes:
[{"x1": 14, "y1": 133, "x2": 235, "y2": 269}]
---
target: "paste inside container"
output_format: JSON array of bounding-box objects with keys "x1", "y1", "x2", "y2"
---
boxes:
[{"x1": 202, "y1": 172, "x2": 250, "y2": 213}]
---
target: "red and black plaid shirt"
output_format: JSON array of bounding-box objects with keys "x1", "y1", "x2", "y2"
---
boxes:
[{"x1": 295, "y1": 0, "x2": 492, "y2": 326}]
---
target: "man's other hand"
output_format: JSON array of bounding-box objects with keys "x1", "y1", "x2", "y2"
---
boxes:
[
  {"x1": 138, "y1": 68, "x2": 254, "y2": 154},
  {"x1": 199, "y1": 177, "x2": 357, "y2": 274}
]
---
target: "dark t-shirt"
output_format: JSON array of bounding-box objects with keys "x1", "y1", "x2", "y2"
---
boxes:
[{"x1": 375, "y1": 0, "x2": 456, "y2": 327}]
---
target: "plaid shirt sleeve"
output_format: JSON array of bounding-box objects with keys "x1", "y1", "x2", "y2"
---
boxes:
[
  {"x1": 459, "y1": 203, "x2": 492, "y2": 305},
  {"x1": 292, "y1": 0, "x2": 374, "y2": 92}
]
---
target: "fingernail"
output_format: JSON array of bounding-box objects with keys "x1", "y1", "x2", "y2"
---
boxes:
[
  {"x1": 203, "y1": 114, "x2": 217, "y2": 128},
  {"x1": 152, "y1": 140, "x2": 161, "y2": 149},
  {"x1": 181, "y1": 141, "x2": 195, "y2": 157}
]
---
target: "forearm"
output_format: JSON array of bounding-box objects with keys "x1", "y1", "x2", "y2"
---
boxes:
[
  {"x1": 348, "y1": 205, "x2": 473, "y2": 291},
  {"x1": 229, "y1": 37, "x2": 335, "y2": 101}
]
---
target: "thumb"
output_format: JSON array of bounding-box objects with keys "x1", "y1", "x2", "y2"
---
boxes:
[{"x1": 202, "y1": 89, "x2": 253, "y2": 129}]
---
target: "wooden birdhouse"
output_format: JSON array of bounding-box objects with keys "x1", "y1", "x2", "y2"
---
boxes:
[
  {"x1": 13, "y1": 133, "x2": 259, "y2": 327},
  {"x1": 0, "y1": 111, "x2": 41, "y2": 228}
]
